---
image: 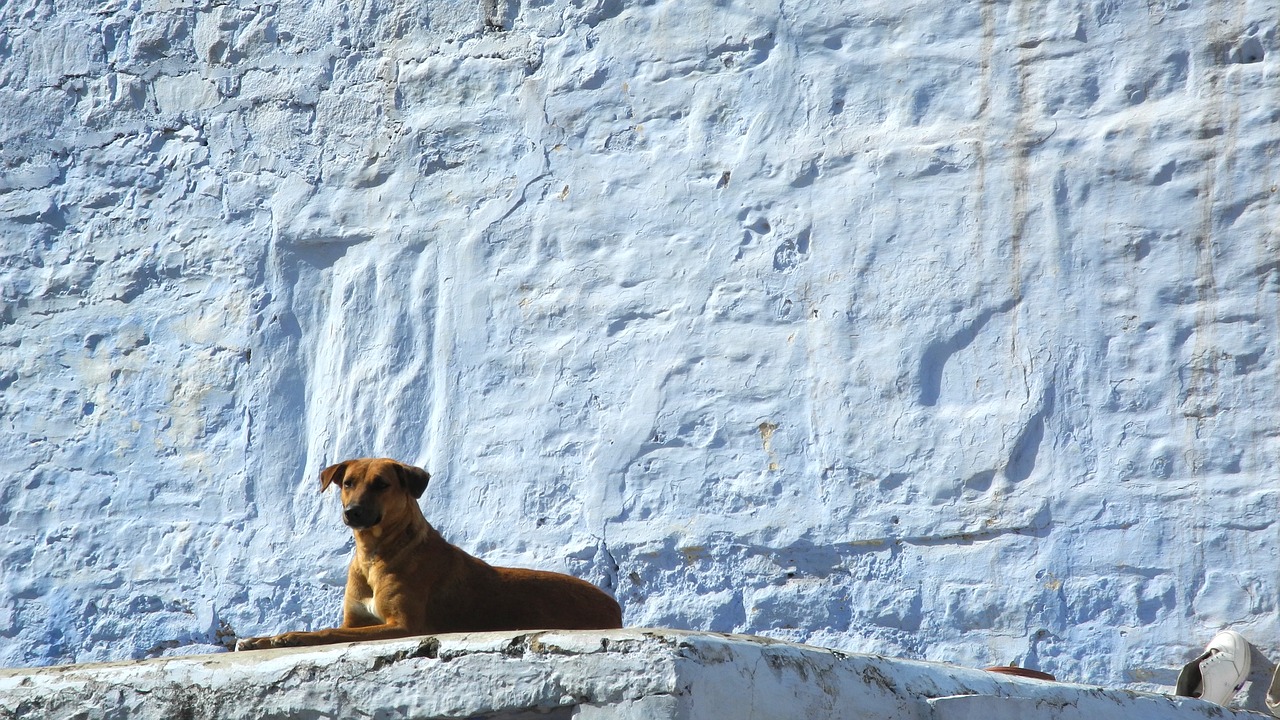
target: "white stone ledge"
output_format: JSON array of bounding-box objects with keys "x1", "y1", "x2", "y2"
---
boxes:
[{"x1": 0, "y1": 629, "x2": 1264, "y2": 720}]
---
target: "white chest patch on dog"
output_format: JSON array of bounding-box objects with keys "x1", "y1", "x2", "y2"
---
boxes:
[{"x1": 352, "y1": 596, "x2": 383, "y2": 624}]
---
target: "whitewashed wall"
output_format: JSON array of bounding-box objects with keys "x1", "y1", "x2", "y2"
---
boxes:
[{"x1": 2, "y1": 0, "x2": 1278, "y2": 690}]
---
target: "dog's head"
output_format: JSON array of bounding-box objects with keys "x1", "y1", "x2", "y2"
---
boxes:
[{"x1": 319, "y1": 458, "x2": 431, "y2": 530}]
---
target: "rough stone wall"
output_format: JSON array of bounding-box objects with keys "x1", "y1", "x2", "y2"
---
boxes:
[{"x1": 2, "y1": 0, "x2": 1279, "y2": 690}]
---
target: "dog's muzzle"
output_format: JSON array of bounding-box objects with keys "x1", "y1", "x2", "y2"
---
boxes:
[{"x1": 343, "y1": 504, "x2": 382, "y2": 529}]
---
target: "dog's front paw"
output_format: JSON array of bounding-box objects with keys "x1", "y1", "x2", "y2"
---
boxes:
[
  {"x1": 235, "y1": 635, "x2": 285, "y2": 651},
  {"x1": 269, "y1": 632, "x2": 309, "y2": 648},
  {"x1": 235, "y1": 633, "x2": 305, "y2": 651},
  {"x1": 235, "y1": 636, "x2": 270, "y2": 651}
]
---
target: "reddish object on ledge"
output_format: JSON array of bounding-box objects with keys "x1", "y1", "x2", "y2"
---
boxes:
[{"x1": 985, "y1": 665, "x2": 1057, "y2": 682}]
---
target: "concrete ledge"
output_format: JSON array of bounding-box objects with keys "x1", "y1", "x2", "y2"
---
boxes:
[{"x1": 0, "y1": 629, "x2": 1265, "y2": 720}]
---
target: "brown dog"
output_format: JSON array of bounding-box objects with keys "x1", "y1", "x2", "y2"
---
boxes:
[{"x1": 235, "y1": 458, "x2": 622, "y2": 650}]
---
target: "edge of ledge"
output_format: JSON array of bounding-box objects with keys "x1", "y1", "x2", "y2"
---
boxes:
[{"x1": 0, "y1": 629, "x2": 1268, "y2": 720}]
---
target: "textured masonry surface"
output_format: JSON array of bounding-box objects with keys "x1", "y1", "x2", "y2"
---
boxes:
[
  {"x1": 2, "y1": 0, "x2": 1280, "y2": 695},
  {"x1": 0, "y1": 630, "x2": 1270, "y2": 720}
]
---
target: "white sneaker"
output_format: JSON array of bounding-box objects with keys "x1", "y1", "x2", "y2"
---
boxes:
[{"x1": 1175, "y1": 630, "x2": 1252, "y2": 706}]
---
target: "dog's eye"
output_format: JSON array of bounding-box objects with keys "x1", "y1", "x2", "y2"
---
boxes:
[
  {"x1": 372, "y1": 480, "x2": 389, "y2": 491},
  {"x1": 342, "y1": 480, "x2": 354, "y2": 489}
]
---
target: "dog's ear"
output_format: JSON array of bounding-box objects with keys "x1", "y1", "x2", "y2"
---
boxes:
[
  {"x1": 319, "y1": 461, "x2": 352, "y2": 493},
  {"x1": 396, "y1": 463, "x2": 431, "y2": 499}
]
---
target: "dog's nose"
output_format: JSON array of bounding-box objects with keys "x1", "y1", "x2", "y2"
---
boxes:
[{"x1": 343, "y1": 505, "x2": 380, "y2": 528}]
